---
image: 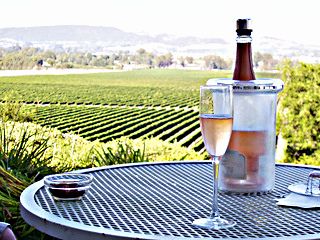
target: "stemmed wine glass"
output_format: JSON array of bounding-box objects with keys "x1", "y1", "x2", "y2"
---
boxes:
[{"x1": 193, "y1": 85, "x2": 235, "y2": 230}]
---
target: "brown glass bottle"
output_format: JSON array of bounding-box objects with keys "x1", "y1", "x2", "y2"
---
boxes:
[{"x1": 232, "y1": 19, "x2": 255, "y2": 81}]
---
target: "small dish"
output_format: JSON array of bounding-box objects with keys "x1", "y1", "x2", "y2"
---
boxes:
[{"x1": 44, "y1": 173, "x2": 93, "y2": 201}]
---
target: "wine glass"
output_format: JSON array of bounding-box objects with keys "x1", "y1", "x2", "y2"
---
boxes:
[{"x1": 193, "y1": 85, "x2": 235, "y2": 230}]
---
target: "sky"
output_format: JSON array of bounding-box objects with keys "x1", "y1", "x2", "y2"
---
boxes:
[{"x1": 1, "y1": 0, "x2": 320, "y2": 46}]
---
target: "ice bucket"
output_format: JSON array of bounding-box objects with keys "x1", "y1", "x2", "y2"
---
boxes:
[{"x1": 207, "y1": 78, "x2": 284, "y2": 194}]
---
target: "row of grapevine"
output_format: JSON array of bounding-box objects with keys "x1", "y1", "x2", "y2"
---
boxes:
[
  {"x1": 83, "y1": 109, "x2": 171, "y2": 141},
  {"x1": 98, "y1": 108, "x2": 197, "y2": 143},
  {"x1": 36, "y1": 106, "x2": 96, "y2": 123},
  {"x1": 37, "y1": 107, "x2": 132, "y2": 130},
  {"x1": 27, "y1": 105, "x2": 205, "y2": 152}
]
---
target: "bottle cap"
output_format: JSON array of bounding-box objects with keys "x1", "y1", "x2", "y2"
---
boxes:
[{"x1": 236, "y1": 19, "x2": 252, "y2": 35}]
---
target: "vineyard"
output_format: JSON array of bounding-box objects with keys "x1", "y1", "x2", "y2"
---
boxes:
[{"x1": 2, "y1": 69, "x2": 279, "y2": 155}]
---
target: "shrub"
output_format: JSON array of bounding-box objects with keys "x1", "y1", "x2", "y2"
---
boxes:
[
  {"x1": 277, "y1": 61, "x2": 320, "y2": 165},
  {"x1": 97, "y1": 137, "x2": 205, "y2": 165},
  {"x1": 0, "y1": 91, "x2": 33, "y2": 122},
  {"x1": 0, "y1": 121, "x2": 55, "y2": 239},
  {"x1": 95, "y1": 140, "x2": 149, "y2": 166}
]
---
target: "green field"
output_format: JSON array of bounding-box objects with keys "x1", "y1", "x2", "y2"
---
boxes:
[{"x1": 1, "y1": 69, "x2": 280, "y2": 153}]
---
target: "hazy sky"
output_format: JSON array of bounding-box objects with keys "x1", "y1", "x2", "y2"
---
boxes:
[{"x1": 1, "y1": 0, "x2": 319, "y2": 45}]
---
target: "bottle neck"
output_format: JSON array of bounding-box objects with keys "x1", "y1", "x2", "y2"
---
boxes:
[{"x1": 233, "y1": 35, "x2": 255, "y2": 81}]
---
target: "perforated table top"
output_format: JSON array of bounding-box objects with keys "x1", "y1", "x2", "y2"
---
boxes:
[{"x1": 21, "y1": 161, "x2": 320, "y2": 239}]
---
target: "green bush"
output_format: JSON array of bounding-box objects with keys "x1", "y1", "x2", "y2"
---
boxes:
[
  {"x1": 0, "y1": 121, "x2": 55, "y2": 239},
  {"x1": 0, "y1": 121, "x2": 205, "y2": 172},
  {"x1": 99, "y1": 137, "x2": 205, "y2": 164},
  {"x1": 277, "y1": 61, "x2": 320, "y2": 165},
  {"x1": 95, "y1": 140, "x2": 149, "y2": 166},
  {"x1": 0, "y1": 91, "x2": 33, "y2": 122}
]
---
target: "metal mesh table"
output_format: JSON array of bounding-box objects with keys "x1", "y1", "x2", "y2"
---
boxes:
[{"x1": 20, "y1": 161, "x2": 320, "y2": 239}]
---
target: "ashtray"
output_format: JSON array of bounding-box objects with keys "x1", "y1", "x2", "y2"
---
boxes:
[{"x1": 44, "y1": 173, "x2": 93, "y2": 201}]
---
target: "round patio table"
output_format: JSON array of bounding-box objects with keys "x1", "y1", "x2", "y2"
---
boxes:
[{"x1": 20, "y1": 161, "x2": 320, "y2": 239}]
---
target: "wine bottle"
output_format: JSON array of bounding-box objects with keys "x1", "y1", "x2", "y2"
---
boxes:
[
  {"x1": 233, "y1": 18, "x2": 255, "y2": 80},
  {"x1": 219, "y1": 19, "x2": 269, "y2": 193}
]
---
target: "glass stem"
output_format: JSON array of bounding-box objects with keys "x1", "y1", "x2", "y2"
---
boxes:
[{"x1": 210, "y1": 156, "x2": 221, "y2": 219}]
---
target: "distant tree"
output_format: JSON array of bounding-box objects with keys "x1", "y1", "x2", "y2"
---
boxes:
[
  {"x1": 137, "y1": 48, "x2": 146, "y2": 55},
  {"x1": 118, "y1": 51, "x2": 123, "y2": 62},
  {"x1": 91, "y1": 57, "x2": 107, "y2": 67},
  {"x1": 186, "y1": 56, "x2": 194, "y2": 64},
  {"x1": 204, "y1": 55, "x2": 229, "y2": 69},
  {"x1": 123, "y1": 51, "x2": 129, "y2": 63},
  {"x1": 46, "y1": 58, "x2": 55, "y2": 66},
  {"x1": 37, "y1": 59, "x2": 43, "y2": 66},
  {"x1": 254, "y1": 52, "x2": 263, "y2": 68},
  {"x1": 254, "y1": 51, "x2": 278, "y2": 71},
  {"x1": 57, "y1": 52, "x2": 70, "y2": 64},
  {"x1": 134, "y1": 48, "x2": 154, "y2": 66},
  {"x1": 165, "y1": 53, "x2": 173, "y2": 66},
  {"x1": 42, "y1": 50, "x2": 56, "y2": 60},
  {"x1": 84, "y1": 53, "x2": 93, "y2": 65},
  {"x1": 261, "y1": 53, "x2": 276, "y2": 71},
  {"x1": 179, "y1": 57, "x2": 185, "y2": 67},
  {"x1": 155, "y1": 53, "x2": 173, "y2": 68}
]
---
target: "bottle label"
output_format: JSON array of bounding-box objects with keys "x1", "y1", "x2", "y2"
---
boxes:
[{"x1": 220, "y1": 149, "x2": 247, "y2": 180}]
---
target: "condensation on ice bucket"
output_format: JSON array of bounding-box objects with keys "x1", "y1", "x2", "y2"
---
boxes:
[{"x1": 206, "y1": 78, "x2": 284, "y2": 194}]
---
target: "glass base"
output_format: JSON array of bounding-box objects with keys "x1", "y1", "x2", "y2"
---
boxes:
[{"x1": 193, "y1": 217, "x2": 236, "y2": 230}]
